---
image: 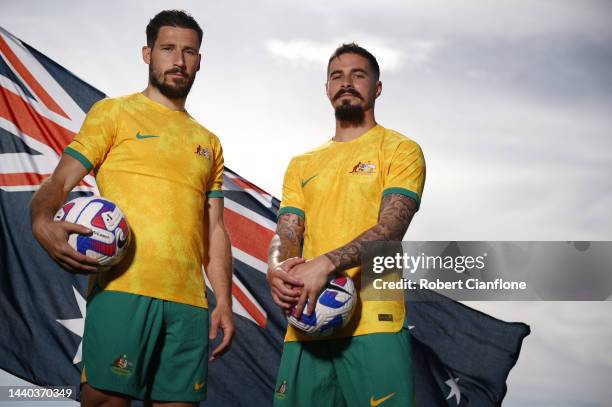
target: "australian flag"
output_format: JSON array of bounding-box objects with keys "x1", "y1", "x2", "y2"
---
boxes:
[{"x1": 0, "y1": 26, "x2": 529, "y2": 406}]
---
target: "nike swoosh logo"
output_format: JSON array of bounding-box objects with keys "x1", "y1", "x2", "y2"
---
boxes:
[
  {"x1": 301, "y1": 174, "x2": 318, "y2": 188},
  {"x1": 194, "y1": 381, "x2": 205, "y2": 391},
  {"x1": 370, "y1": 392, "x2": 396, "y2": 406},
  {"x1": 136, "y1": 132, "x2": 159, "y2": 139}
]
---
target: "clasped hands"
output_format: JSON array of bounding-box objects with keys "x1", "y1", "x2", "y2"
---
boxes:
[{"x1": 268, "y1": 255, "x2": 336, "y2": 319}]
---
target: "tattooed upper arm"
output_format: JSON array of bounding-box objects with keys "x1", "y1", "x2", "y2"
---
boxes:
[{"x1": 268, "y1": 212, "x2": 305, "y2": 268}]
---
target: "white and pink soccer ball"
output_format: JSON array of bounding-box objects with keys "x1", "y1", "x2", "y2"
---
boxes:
[
  {"x1": 288, "y1": 275, "x2": 356, "y2": 336},
  {"x1": 54, "y1": 196, "x2": 131, "y2": 268}
]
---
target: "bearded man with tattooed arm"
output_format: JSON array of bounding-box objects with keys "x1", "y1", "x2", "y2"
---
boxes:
[{"x1": 267, "y1": 43, "x2": 426, "y2": 407}]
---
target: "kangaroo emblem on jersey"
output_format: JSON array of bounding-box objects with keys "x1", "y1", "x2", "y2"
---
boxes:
[
  {"x1": 349, "y1": 161, "x2": 376, "y2": 175},
  {"x1": 194, "y1": 145, "x2": 211, "y2": 159}
]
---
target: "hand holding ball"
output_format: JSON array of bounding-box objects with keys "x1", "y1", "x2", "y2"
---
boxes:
[
  {"x1": 287, "y1": 275, "x2": 356, "y2": 336},
  {"x1": 54, "y1": 196, "x2": 131, "y2": 269}
]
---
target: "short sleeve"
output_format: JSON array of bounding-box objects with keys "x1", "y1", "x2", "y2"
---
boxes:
[
  {"x1": 206, "y1": 135, "x2": 224, "y2": 198},
  {"x1": 278, "y1": 157, "x2": 305, "y2": 219},
  {"x1": 64, "y1": 99, "x2": 117, "y2": 172},
  {"x1": 383, "y1": 141, "x2": 426, "y2": 210}
]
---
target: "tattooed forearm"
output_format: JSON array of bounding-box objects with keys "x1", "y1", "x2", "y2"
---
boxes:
[
  {"x1": 268, "y1": 213, "x2": 305, "y2": 268},
  {"x1": 377, "y1": 193, "x2": 416, "y2": 241},
  {"x1": 324, "y1": 193, "x2": 417, "y2": 271}
]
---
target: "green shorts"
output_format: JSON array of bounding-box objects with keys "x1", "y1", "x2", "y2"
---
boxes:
[
  {"x1": 81, "y1": 288, "x2": 209, "y2": 402},
  {"x1": 273, "y1": 328, "x2": 413, "y2": 407}
]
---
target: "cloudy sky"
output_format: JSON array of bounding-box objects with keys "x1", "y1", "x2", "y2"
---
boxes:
[{"x1": 1, "y1": 1, "x2": 611, "y2": 406}]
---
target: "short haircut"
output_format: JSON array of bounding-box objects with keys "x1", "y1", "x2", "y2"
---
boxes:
[
  {"x1": 146, "y1": 10, "x2": 203, "y2": 48},
  {"x1": 327, "y1": 43, "x2": 380, "y2": 79}
]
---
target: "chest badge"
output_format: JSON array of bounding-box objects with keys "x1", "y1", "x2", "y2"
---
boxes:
[
  {"x1": 349, "y1": 160, "x2": 376, "y2": 175},
  {"x1": 194, "y1": 145, "x2": 211, "y2": 160}
]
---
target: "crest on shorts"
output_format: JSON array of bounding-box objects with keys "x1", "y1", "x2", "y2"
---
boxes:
[
  {"x1": 194, "y1": 379, "x2": 206, "y2": 391},
  {"x1": 110, "y1": 354, "x2": 134, "y2": 376},
  {"x1": 275, "y1": 380, "x2": 288, "y2": 399}
]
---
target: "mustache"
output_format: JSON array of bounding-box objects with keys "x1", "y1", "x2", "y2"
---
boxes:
[
  {"x1": 165, "y1": 67, "x2": 188, "y2": 77},
  {"x1": 333, "y1": 88, "x2": 363, "y2": 101}
]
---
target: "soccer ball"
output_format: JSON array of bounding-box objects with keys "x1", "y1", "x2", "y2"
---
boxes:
[
  {"x1": 287, "y1": 275, "x2": 356, "y2": 336},
  {"x1": 54, "y1": 196, "x2": 131, "y2": 268}
]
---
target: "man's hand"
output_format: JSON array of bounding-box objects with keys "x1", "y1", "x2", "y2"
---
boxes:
[
  {"x1": 267, "y1": 257, "x2": 305, "y2": 313},
  {"x1": 30, "y1": 153, "x2": 94, "y2": 272},
  {"x1": 32, "y1": 218, "x2": 99, "y2": 272},
  {"x1": 209, "y1": 301, "x2": 235, "y2": 361},
  {"x1": 288, "y1": 255, "x2": 335, "y2": 318}
]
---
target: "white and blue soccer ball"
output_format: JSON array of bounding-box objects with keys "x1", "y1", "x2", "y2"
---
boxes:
[
  {"x1": 54, "y1": 196, "x2": 131, "y2": 269},
  {"x1": 288, "y1": 275, "x2": 356, "y2": 336}
]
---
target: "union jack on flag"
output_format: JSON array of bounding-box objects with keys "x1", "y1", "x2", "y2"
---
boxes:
[{"x1": 0, "y1": 27, "x2": 98, "y2": 193}]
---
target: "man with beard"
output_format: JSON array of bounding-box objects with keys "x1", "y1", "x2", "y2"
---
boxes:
[
  {"x1": 267, "y1": 43, "x2": 426, "y2": 406},
  {"x1": 30, "y1": 10, "x2": 234, "y2": 406}
]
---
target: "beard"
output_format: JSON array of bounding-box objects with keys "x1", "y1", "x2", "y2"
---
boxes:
[
  {"x1": 334, "y1": 99, "x2": 365, "y2": 125},
  {"x1": 149, "y1": 62, "x2": 195, "y2": 99}
]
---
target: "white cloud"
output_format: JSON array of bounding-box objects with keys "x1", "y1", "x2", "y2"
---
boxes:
[
  {"x1": 404, "y1": 40, "x2": 440, "y2": 65},
  {"x1": 266, "y1": 39, "x2": 330, "y2": 65},
  {"x1": 265, "y1": 37, "x2": 438, "y2": 73}
]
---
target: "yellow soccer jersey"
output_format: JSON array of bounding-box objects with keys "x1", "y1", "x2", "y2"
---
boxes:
[
  {"x1": 65, "y1": 93, "x2": 224, "y2": 308},
  {"x1": 279, "y1": 124, "x2": 425, "y2": 341}
]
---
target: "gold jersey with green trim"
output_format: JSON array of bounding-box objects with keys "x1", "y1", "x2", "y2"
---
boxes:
[
  {"x1": 65, "y1": 93, "x2": 224, "y2": 308},
  {"x1": 279, "y1": 124, "x2": 426, "y2": 341}
]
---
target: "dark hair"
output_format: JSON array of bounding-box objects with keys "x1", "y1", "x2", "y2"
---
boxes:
[
  {"x1": 146, "y1": 10, "x2": 203, "y2": 48},
  {"x1": 327, "y1": 43, "x2": 380, "y2": 79}
]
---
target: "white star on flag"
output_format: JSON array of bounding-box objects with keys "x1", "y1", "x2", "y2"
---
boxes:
[
  {"x1": 56, "y1": 286, "x2": 86, "y2": 364},
  {"x1": 445, "y1": 373, "x2": 461, "y2": 405}
]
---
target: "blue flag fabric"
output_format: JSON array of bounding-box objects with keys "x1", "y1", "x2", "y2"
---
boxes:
[
  {"x1": 406, "y1": 289, "x2": 530, "y2": 406},
  {"x1": 0, "y1": 26, "x2": 529, "y2": 406}
]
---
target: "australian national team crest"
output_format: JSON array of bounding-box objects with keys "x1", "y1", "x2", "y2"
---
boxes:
[
  {"x1": 275, "y1": 380, "x2": 288, "y2": 400},
  {"x1": 349, "y1": 160, "x2": 376, "y2": 175},
  {"x1": 194, "y1": 145, "x2": 211, "y2": 159},
  {"x1": 111, "y1": 354, "x2": 134, "y2": 376}
]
